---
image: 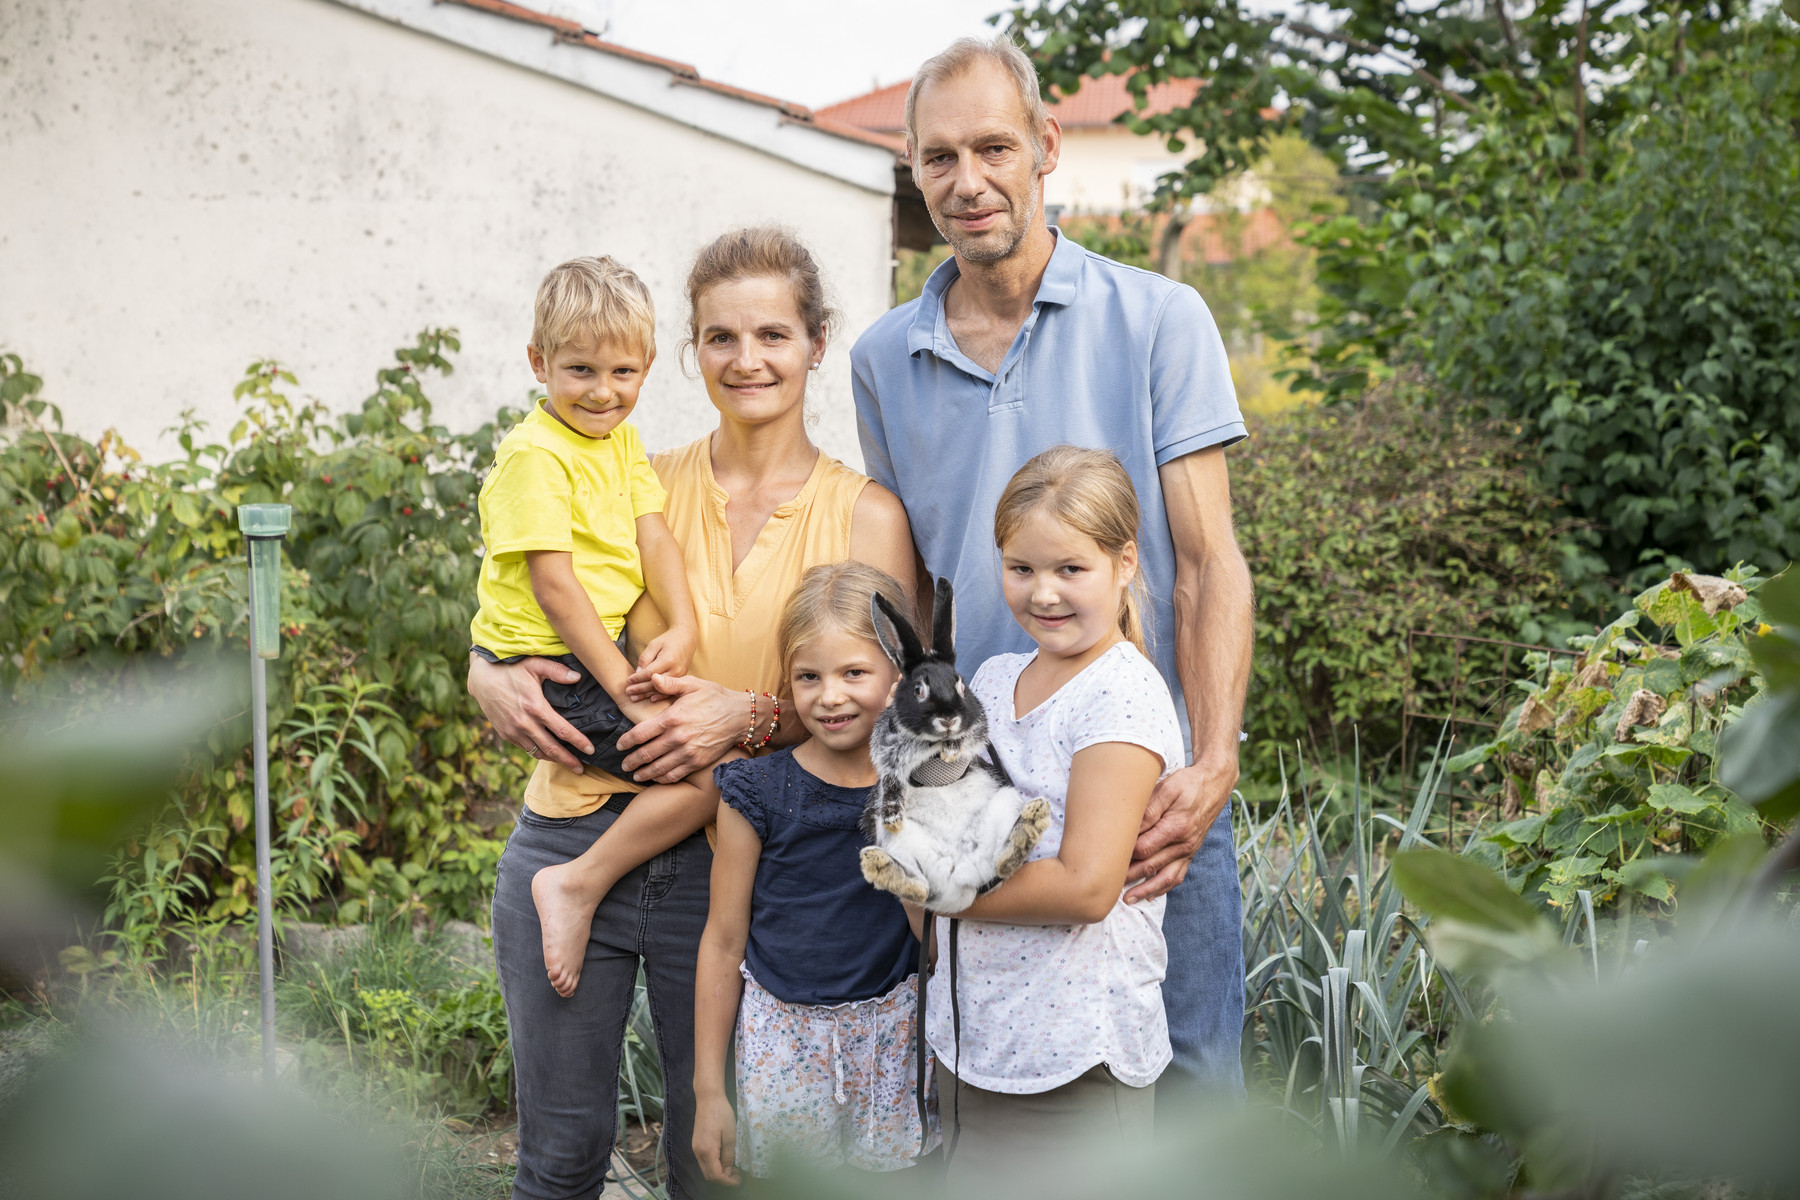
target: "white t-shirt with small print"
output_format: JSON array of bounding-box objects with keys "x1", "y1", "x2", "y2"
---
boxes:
[{"x1": 926, "y1": 641, "x2": 1187, "y2": 1093}]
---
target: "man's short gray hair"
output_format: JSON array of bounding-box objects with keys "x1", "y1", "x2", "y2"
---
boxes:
[{"x1": 904, "y1": 35, "x2": 1049, "y2": 178}]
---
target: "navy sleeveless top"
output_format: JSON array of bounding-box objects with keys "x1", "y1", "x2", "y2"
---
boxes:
[{"x1": 715, "y1": 748, "x2": 919, "y2": 1006}]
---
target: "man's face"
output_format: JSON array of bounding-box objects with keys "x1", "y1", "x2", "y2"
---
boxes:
[{"x1": 910, "y1": 62, "x2": 1058, "y2": 265}]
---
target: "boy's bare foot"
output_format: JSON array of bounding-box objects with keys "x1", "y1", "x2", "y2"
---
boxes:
[{"x1": 532, "y1": 862, "x2": 600, "y2": 998}]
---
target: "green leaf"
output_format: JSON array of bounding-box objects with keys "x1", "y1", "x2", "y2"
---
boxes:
[
  {"x1": 1719, "y1": 693, "x2": 1800, "y2": 821},
  {"x1": 333, "y1": 491, "x2": 366, "y2": 527},
  {"x1": 1647, "y1": 783, "x2": 1715, "y2": 815},
  {"x1": 169, "y1": 492, "x2": 203, "y2": 527},
  {"x1": 1603, "y1": 743, "x2": 1694, "y2": 769},
  {"x1": 1447, "y1": 742, "x2": 1496, "y2": 772},
  {"x1": 1616, "y1": 858, "x2": 1675, "y2": 902},
  {"x1": 1393, "y1": 848, "x2": 1544, "y2": 933},
  {"x1": 1485, "y1": 813, "x2": 1550, "y2": 848}
]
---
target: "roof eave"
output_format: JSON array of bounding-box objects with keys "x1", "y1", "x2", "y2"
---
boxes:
[{"x1": 330, "y1": 0, "x2": 897, "y2": 196}]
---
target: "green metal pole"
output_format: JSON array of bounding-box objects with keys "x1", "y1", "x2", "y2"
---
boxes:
[{"x1": 239, "y1": 503, "x2": 291, "y2": 1085}]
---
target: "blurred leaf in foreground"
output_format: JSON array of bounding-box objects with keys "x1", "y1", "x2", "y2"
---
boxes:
[
  {"x1": 1441, "y1": 924, "x2": 1800, "y2": 1191},
  {"x1": 1720, "y1": 567, "x2": 1800, "y2": 821}
]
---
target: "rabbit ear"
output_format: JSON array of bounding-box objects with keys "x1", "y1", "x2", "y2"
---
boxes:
[
  {"x1": 931, "y1": 577, "x2": 956, "y2": 665},
  {"x1": 870, "y1": 592, "x2": 923, "y2": 671}
]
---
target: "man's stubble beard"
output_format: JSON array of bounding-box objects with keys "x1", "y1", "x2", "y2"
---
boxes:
[{"x1": 932, "y1": 174, "x2": 1041, "y2": 266}]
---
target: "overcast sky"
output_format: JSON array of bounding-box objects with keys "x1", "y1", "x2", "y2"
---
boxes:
[{"x1": 532, "y1": 0, "x2": 1014, "y2": 108}]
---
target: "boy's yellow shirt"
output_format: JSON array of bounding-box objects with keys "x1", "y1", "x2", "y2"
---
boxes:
[{"x1": 469, "y1": 402, "x2": 665, "y2": 657}]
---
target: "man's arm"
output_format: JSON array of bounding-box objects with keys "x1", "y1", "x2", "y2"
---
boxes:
[{"x1": 1124, "y1": 445, "x2": 1253, "y2": 902}]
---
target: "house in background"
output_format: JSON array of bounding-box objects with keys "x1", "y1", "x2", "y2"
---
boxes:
[
  {"x1": 821, "y1": 70, "x2": 1289, "y2": 273},
  {"x1": 1, "y1": 0, "x2": 901, "y2": 467},
  {"x1": 820, "y1": 71, "x2": 1205, "y2": 217}
]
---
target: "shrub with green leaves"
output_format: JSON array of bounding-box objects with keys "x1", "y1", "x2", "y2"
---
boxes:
[
  {"x1": 0, "y1": 337, "x2": 527, "y2": 942},
  {"x1": 1235, "y1": 377, "x2": 1574, "y2": 785},
  {"x1": 1449, "y1": 568, "x2": 1779, "y2": 911}
]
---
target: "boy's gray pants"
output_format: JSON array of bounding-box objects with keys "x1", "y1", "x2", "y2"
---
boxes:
[{"x1": 491, "y1": 801, "x2": 711, "y2": 1200}]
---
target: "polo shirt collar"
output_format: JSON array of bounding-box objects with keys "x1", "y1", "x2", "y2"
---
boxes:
[{"x1": 905, "y1": 227, "x2": 1084, "y2": 357}]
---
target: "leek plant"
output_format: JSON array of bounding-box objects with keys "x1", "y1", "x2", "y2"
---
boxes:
[{"x1": 1237, "y1": 740, "x2": 1471, "y2": 1154}]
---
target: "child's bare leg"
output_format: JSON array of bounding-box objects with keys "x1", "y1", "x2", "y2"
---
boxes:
[{"x1": 534, "y1": 771, "x2": 721, "y2": 998}]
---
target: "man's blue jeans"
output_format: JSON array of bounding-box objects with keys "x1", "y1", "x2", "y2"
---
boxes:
[{"x1": 1158, "y1": 799, "x2": 1246, "y2": 1112}]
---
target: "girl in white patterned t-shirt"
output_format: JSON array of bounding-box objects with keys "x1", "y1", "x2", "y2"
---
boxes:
[{"x1": 927, "y1": 445, "x2": 1187, "y2": 1181}]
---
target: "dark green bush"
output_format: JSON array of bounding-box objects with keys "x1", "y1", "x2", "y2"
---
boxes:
[
  {"x1": 0, "y1": 338, "x2": 527, "y2": 942},
  {"x1": 1236, "y1": 377, "x2": 1575, "y2": 785}
]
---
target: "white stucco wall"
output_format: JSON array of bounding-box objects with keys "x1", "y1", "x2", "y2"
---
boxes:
[
  {"x1": 1046, "y1": 127, "x2": 1189, "y2": 215},
  {"x1": 0, "y1": 0, "x2": 895, "y2": 468}
]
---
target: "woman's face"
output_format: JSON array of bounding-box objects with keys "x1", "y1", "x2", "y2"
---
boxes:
[{"x1": 693, "y1": 275, "x2": 825, "y2": 428}]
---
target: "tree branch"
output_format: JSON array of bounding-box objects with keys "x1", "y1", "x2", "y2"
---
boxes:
[
  {"x1": 1279, "y1": 18, "x2": 1478, "y2": 112},
  {"x1": 1493, "y1": 0, "x2": 1523, "y2": 60}
]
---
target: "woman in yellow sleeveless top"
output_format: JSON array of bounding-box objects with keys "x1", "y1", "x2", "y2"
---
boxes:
[{"x1": 466, "y1": 228, "x2": 915, "y2": 1200}]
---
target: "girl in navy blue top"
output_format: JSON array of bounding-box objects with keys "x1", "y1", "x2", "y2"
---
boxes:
[{"x1": 692, "y1": 562, "x2": 939, "y2": 1184}]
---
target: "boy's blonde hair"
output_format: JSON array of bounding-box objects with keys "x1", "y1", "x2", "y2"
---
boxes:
[
  {"x1": 531, "y1": 255, "x2": 656, "y2": 357},
  {"x1": 994, "y1": 445, "x2": 1149, "y2": 655},
  {"x1": 778, "y1": 561, "x2": 909, "y2": 681}
]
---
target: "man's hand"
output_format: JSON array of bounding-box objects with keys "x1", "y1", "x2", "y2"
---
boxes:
[
  {"x1": 1124, "y1": 758, "x2": 1238, "y2": 903},
  {"x1": 615, "y1": 674, "x2": 745, "y2": 784},
  {"x1": 466, "y1": 652, "x2": 592, "y2": 773}
]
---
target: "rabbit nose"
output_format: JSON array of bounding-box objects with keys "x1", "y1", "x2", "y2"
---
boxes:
[{"x1": 932, "y1": 715, "x2": 962, "y2": 735}]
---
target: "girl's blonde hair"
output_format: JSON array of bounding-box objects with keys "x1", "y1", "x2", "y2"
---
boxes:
[
  {"x1": 778, "y1": 561, "x2": 910, "y2": 680},
  {"x1": 993, "y1": 445, "x2": 1149, "y2": 655}
]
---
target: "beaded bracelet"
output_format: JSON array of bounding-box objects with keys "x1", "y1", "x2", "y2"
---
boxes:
[
  {"x1": 738, "y1": 688, "x2": 759, "y2": 751},
  {"x1": 752, "y1": 692, "x2": 780, "y2": 750}
]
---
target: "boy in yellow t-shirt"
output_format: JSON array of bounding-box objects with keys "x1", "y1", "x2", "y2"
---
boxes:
[{"x1": 471, "y1": 256, "x2": 719, "y2": 997}]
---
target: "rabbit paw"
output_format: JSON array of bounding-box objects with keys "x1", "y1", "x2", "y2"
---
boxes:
[
  {"x1": 861, "y1": 847, "x2": 929, "y2": 904},
  {"x1": 993, "y1": 798, "x2": 1053, "y2": 878}
]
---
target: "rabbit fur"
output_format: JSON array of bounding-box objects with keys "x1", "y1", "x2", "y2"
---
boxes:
[{"x1": 860, "y1": 578, "x2": 1050, "y2": 913}]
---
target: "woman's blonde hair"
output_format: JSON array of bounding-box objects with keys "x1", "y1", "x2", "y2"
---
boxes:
[
  {"x1": 993, "y1": 445, "x2": 1149, "y2": 655},
  {"x1": 778, "y1": 561, "x2": 909, "y2": 681}
]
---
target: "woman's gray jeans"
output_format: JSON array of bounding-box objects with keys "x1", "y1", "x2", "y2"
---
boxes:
[{"x1": 491, "y1": 801, "x2": 711, "y2": 1199}]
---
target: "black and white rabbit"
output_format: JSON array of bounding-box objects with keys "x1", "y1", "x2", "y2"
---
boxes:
[{"x1": 860, "y1": 578, "x2": 1050, "y2": 913}]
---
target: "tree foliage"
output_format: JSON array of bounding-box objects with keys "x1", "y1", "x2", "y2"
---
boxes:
[{"x1": 1004, "y1": 0, "x2": 1744, "y2": 196}]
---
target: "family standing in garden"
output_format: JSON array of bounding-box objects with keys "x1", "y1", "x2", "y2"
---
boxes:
[{"x1": 466, "y1": 34, "x2": 1253, "y2": 1200}]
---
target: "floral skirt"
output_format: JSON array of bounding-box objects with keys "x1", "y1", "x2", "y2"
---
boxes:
[{"x1": 735, "y1": 966, "x2": 940, "y2": 1175}]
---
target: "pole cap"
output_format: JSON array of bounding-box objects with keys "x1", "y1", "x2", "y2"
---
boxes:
[{"x1": 237, "y1": 503, "x2": 293, "y2": 537}]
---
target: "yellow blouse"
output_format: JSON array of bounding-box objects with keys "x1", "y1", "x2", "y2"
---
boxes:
[{"x1": 524, "y1": 436, "x2": 870, "y2": 817}]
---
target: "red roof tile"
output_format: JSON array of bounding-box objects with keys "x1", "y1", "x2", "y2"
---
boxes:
[{"x1": 817, "y1": 70, "x2": 1204, "y2": 134}]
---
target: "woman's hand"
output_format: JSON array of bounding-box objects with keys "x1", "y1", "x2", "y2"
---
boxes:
[
  {"x1": 615, "y1": 675, "x2": 747, "y2": 784},
  {"x1": 465, "y1": 652, "x2": 592, "y2": 772},
  {"x1": 691, "y1": 1090, "x2": 740, "y2": 1185}
]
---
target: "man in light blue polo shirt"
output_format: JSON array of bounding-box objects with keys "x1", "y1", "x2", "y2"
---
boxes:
[{"x1": 851, "y1": 36, "x2": 1255, "y2": 1104}]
